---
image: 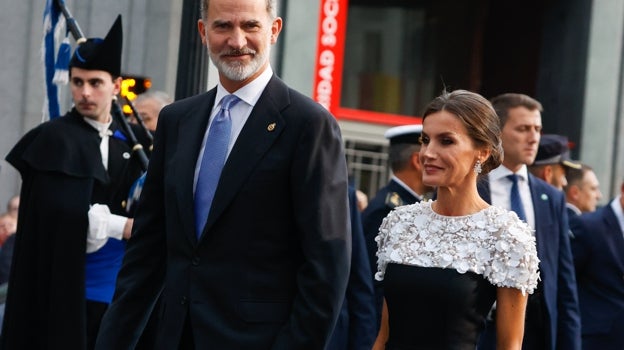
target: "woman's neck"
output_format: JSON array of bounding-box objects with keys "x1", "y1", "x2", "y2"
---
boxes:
[{"x1": 432, "y1": 184, "x2": 489, "y2": 216}]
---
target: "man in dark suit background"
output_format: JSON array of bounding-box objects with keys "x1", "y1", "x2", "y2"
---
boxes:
[
  {"x1": 95, "y1": 0, "x2": 351, "y2": 349},
  {"x1": 477, "y1": 93, "x2": 581, "y2": 350},
  {"x1": 564, "y1": 163, "x2": 603, "y2": 217},
  {"x1": 569, "y1": 181, "x2": 624, "y2": 350}
]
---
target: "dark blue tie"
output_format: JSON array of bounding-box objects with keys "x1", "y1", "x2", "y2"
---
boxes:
[
  {"x1": 507, "y1": 174, "x2": 527, "y2": 222},
  {"x1": 194, "y1": 94, "x2": 240, "y2": 237}
]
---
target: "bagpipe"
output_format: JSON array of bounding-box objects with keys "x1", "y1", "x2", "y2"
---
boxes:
[{"x1": 54, "y1": 0, "x2": 150, "y2": 213}]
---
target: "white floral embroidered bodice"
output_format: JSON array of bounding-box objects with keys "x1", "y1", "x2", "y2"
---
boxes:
[
  {"x1": 375, "y1": 201, "x2": 540, "y2": 349},
  {"x1": 376, "y1": 200, "x2": 539, "y2": 294}
]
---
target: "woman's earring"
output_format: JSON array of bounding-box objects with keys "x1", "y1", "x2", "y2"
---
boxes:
[{"x1": 473, "y1": 160, "x2": 482, "y2": 174}]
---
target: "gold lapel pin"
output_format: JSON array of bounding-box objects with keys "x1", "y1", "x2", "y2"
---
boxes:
[{"x1": 267, "y1": 123, "x2": 276, "y2": 131}]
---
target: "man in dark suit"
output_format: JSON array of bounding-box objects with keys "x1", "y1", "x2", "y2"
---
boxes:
[
  {"x1": 477, "y1": 93, "x2": 581, "y2": 350},
  {"x1": 568, "y1": 181, "x2": 624, "y2": 350},
  {"x1": 564, "y1": 163, "x2": 602, "y2": 217},
  {"x1": 361, "y1": 124, "x2": 430, "y2": 336},
  {"x1": 95, "y1": 0, "x2": 351, "y2": 349}
]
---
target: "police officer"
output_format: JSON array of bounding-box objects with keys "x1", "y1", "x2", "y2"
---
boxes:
[{"x1": 528, "y1": 134, "x2": 581, "y2": 190}]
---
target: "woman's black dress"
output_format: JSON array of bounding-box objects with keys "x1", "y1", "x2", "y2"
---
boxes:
[{"x1": 376, "y1": 202, "x2": 540, "y2": 350}]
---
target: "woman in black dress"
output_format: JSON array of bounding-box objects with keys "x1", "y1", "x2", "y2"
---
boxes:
[{"x1": 376, "y1": 90, "x2": 539, "y2": 349}]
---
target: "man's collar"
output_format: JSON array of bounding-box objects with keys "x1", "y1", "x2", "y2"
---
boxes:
[
  {"x1": 391, "y1": 175, "x2": 421, "y2": 199},
  {"x1": 215, "y1": 66, "x2": 273, "y2": 108},
  {"x1": 490, "y1": 164, "x2": 529, "y2": 182},
  {"x1": 566, "y1": 202, "x2": 582, "y2": 216},
  {"x1": 83, "y1": 116, "x2": 113, "y2": 137}
]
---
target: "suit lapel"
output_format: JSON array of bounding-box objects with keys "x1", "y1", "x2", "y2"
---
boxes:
[
  {"x1": 200, "y1": 77, "x2": 288, "y2": 237},
  {"x1": 175, "y1": 91, "x2": 217, "y2": 244},
  {"x1": 604, "y1": 206, "x2": 624, "y2": 267},
  {"x1": 528, "y1": 174, "x2": 549, "y2": 260},
  {"x1": 107, "y1": 120, "x2": 130, "y2": 185}
]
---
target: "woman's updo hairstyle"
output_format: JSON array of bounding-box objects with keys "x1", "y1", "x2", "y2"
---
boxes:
[{"x1": 421, "y1": 89, "x2": 503, "y2": 175}]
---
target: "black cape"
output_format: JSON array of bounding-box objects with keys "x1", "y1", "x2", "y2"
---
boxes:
[{"x1": 1, "y1": 109, "x2": 146, "y2": 349}]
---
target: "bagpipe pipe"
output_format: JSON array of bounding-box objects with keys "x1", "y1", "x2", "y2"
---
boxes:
[{"x1": 55, "y1": 0, "x2": 149, "y2": 212}]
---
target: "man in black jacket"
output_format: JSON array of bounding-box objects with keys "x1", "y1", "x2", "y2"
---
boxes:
[{"x1": 2, "y1": 16, "x2": 148, "y2": 349}]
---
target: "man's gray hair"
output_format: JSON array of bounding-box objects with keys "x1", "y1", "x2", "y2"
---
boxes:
[
  {"x1": 200, "y1": 0, "x2": 277, "y2": 20},
  {"x1": 135, "y1": 90, "x2": 173, "y2": 108}
]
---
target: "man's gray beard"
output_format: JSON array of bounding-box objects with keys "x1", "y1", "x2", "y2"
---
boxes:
[{"x1": 210, "y1": 47, "x2": 270, "y2": 82}]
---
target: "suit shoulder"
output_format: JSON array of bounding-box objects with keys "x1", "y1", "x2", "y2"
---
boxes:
[
  {"x1": 575, "y1": 206, "x2": 610, "y2": 226},
  {"x1": 287, "y1": 88, "x2": 332, "y2": 117},
  {"x1": 160, "y1": 92, "x2": 213, "y2": 117},
  {"x1": 530, "y1": 175, "x2": 565, "y2": 202},
  {"x1": 384, "y1": 192, "x2": 405, "y2": 209},
  {"x1": 364, "y1": 186, "x2": 404, "y2": 214},
  {"x1": 264, "y1": 77, "x2": 334, "y2": 120},
  {"x1": 569, "y1": 208, "x2": 607, "y2": 241},
  {"x1": 530, "y1": 175, "x2": 560, "y2": 193}
]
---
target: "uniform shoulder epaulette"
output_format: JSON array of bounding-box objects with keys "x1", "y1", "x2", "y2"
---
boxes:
[{"x1": 385, "y1": 192, "x2": 404, "y2": 208}]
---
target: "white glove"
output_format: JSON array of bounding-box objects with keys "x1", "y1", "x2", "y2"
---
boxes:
[{"x1": 87, "y1": 204, "x2": 127, "y2": 253}]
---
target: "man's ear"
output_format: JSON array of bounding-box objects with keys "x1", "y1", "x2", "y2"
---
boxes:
[
  {"x1": 567, "y1": 185, "x2": 580, "y2": 201},
  {"x1": 411, "y1": 151, "x2": 422, "y2": 170},
  {"x1": 197, "y1": 19, "x2": 208, "y2": 45},
  {"x1": 543, "y1": 165, "x2": 554, "y2": 183},
  {"x1": 270, "y1": 17, "x2": 283, "y2": 44},
  {"x1": 112, "y1": 76, "x2": 122, "y2": 95}
]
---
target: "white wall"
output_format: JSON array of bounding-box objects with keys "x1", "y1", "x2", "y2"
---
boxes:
[{"x1": 581, "y1": 0, "x2": 624, "y2": 198}]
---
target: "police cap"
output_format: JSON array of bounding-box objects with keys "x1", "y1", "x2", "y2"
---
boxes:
[
  {"x1": 533, "y1": 134, "x2": 582, "y2": 169},
  {"x1": 384, "y1": 124, "x2": 423, "y2": 146}
]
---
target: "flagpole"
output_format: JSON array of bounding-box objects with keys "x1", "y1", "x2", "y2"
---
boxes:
[{"x1": 54, "y1": 0, "x2": 86, "y2": 44}]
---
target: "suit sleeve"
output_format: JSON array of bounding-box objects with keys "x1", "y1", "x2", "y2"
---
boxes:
[
  {"x1": 555, "y1": 195, "x2": 582, "y2": 350},
  {"x1": 568, "y1": 215, "x2": 591, "y2": 273},
  {"x1": 94, "y1": 108, "x2": 170, "y2": 349},
  {"x1": 361, "y1": 200, "x2": 391, "y2": 332},
  {"x1": 345, "y1": 187, "x2": 377, "y2": 349},
  {"x1": 271, "y1": 108, "x2": 351, "y2": 349}
]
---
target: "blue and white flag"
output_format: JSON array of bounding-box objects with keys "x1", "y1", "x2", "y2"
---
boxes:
[
  {"x1": 43, "y1": 0, "x2": 69, "y2": 120},
  {"x1": 126, "y1": 172, "x2": 147, "y2": 214}
]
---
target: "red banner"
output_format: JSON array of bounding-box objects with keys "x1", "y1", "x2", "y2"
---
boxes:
[
  {"x1": 313, "y1": 0, "x2": 347, "y2": 112},
  {"x1": 312, "y1": 0, "x2": 421, "y2": 126}
]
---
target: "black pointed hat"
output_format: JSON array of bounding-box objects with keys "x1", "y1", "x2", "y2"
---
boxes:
[{"x1": 69, "y1": 15, "x2": 122, "y2": 77}]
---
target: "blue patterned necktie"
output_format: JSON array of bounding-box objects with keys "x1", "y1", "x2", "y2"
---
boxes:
[
  {"x1": 194, "y1": 94, "x2": 240, "y2": 237},
  {"x1": 507, "y1": 174, "x2": 527, "y2": 222}
]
